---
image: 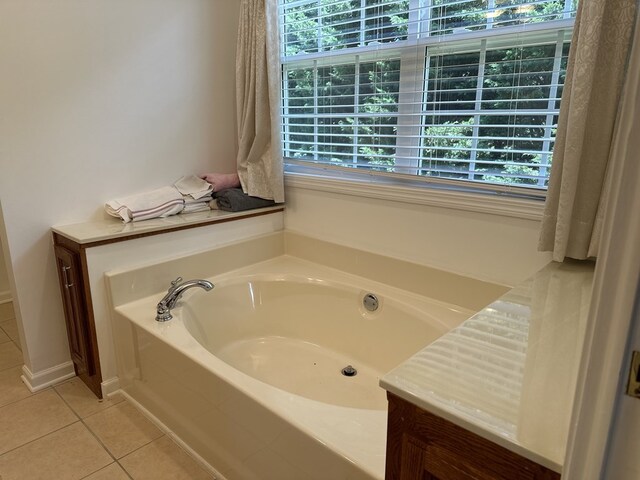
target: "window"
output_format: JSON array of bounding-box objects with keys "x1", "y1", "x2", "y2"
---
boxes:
[{"x1": 279, "y1": 0, "x2": 576, "y2": 192}]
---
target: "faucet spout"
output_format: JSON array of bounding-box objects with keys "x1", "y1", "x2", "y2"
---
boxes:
[{"x1": 156, "y1": 278, "x2": 214, "y2": 322}]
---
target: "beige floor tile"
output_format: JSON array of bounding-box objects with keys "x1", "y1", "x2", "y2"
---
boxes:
[
  {"x1": 81, "y1": 462, "x2": 130, "y2": 480},
  {"x1": 0, "y1": 302, "x2": 15, "y2": 322},
  {"x1": 55, "y1": 377, "x2": 125, "y2": 419},
  {"x1": 0, "y1": 421, "x2": 112, "y2": 480},
  {"x1": 84, "y1": 402, "x2": 163, "y2": 459},
  {"x1": 0, "y1": 366, "x2": 32, "y2": 408},
  {"x1": 0, "y1": 319, "x2": 20, "y2": 348},
  {"x1": 119, "y1": 436, "x2": 214, "y2": 480},
  {"x1": 0, "y1": 342, "x2": 23, "y2": 373},
  {"x1": 0, "y1": 389, "x2": 77, "y2": 455},
  {"x1": 0, "y1": 328, "x2": 9, "y2": 344}
]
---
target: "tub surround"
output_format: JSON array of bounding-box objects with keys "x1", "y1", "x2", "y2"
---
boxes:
[
  {"x1": 381, "y1": 260, "x2": 595, "y2": 475},
  {"x1": 50, "y1": 208, "x2": 284, "y2": 397},
  {"x1": 106, "y1": 235, "x2": 506, "y2": 479},
  {"x1": 109, "y1": 256, "x2": 476, "y2": 479},
  {"x1": 284, "y1": 231, "x2": 510, "y2": 312}
]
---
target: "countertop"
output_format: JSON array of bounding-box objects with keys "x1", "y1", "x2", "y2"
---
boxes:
[
  {"x1": 380, "y1": 260, "x2": 595, "y2": 473},
  {"x1": 52, "y1": 206, "x2": 284, "y2": 245}
]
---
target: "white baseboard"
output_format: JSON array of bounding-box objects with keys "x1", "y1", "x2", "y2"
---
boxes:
[
  {"x1": 0, "y1": 291, "x2": 12, "y2": 304},
  {"x1": 101, "y1": 376, "x2": 120, "y2": 398},
  {"x1": 21, "y1": 362, "x2": 76, "y2": 393},
  {"x1": 120, "y1": 391, "x2": 227, "y2": 480}
]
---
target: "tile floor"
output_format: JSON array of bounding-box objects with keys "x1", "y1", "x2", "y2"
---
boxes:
[{"x1": 0, "y1": 302, "x2": 216, "y2": 480}]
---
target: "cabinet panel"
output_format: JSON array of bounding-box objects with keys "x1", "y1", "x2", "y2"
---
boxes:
[
  {"x1": 386, "y1": 393, "x2": 560, "y2": 480},
  {"x1": 54, "y1": 242, "x2": 101, "y2": 397},
  {"x1": 55, "y1": 246, "x2": 92, "y2": 375}
]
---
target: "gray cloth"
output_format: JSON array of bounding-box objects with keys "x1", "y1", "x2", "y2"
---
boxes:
[{"x1": 214, "y1": 188, "x2": 276, "y2": 212}]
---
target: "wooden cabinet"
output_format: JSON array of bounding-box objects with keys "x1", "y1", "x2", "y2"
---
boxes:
[
  {"x1": 385, "y1": 393, "x2": 560, "y2": 480},
  {"x1": 53, "y1": 235, "x2": 102, "y2": 398}
]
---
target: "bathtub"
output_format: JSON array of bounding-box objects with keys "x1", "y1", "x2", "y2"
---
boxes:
[{"x1": 109, "y1": 255, "x2": 474, "y2": 479}]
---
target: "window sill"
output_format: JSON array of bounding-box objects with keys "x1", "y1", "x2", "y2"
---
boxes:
[{"x1": 284, "y1": 170, "x2": 545, "y2": 221}]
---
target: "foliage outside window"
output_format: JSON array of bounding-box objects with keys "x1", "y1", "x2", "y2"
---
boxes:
[{"x1": 279, "y1": 0, "x2": 576, "y2": 190}]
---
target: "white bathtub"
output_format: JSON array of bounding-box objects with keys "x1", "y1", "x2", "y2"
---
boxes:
[{"x1": 110, "y1": 255, "x2": 473, "y2": 479}]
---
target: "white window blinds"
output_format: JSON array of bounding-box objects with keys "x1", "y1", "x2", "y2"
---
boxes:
[{"x1": 279, "y1": 0, "x2": 576, "y2": 190}]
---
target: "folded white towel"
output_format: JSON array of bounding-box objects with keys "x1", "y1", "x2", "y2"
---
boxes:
[
  {"x1": 105, "y1": 186, "x2": 184, "y2": 223},
  {"x1": 183, "y1": 196, "x2": 211, "y2": 206},
  {"x1": 181, "y1": 194, "x2": 213, "y2": 214},
  {"x1": 174, "y1": 175, "x2": 213, "y2": 200},
  {"x1": 182, "y1": 203, "x2": 212, "y2": 214}
]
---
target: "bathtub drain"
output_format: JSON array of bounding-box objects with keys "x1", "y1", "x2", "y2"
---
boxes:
[
  {"x1": 341, "y1": 365, "x2": 358, "y2": 377},
  {"x1": 363, "y1": 293, "x2": 379, "y2": 312}
]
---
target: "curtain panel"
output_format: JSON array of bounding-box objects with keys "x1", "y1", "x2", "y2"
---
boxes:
[
  {"x1": 538, "y1": 0, "x2": 637, "y2": 261},
  {"x1": 235, "y1": 0, "x2": 285, "y2": 203}
]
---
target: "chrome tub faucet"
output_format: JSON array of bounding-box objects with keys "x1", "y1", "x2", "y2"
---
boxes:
[{"x1": 156, "y1": 277, "x2": 214, "y2": 322}]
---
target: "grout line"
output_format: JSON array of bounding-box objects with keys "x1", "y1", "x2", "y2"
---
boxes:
[
  {"x1": 1, "y1": 370, "x2": 133, "y2": 480},
  {"x1": 0, "y1": 303, "x2": 20, "y2": 352},
  {"x1": 76, "y1": 461, "x2": 136, "y2": 480},
  {"x1": 0, "y1": 359, "x2": 23, "y2": 374},
  {"x1": 0, "y1": 418, "x2": 81, "y2": 458},
  {"x1": 117, "y1": 460, "x2": 136, "y2": 480},
  {"x1": 0, "y1": 387, "x2": 81, "y2": 457},
  {"x1": 76, "y1": 462, "x2": 114, "y2": 480},
  {"x1": 56, "y1": 389, "x2": 165, "y2": 471},
  {"x1": 0, "y1": 330, "x2": 10, "y2": 344},
  {"x1": 53, "y1": 386, "x2": 120, "y2": 464},
  {"x1": 0, "y1": 369, "x2": 210, "y2": 479},
  {"x1": 51, "y1": 384, "x2": 84, "y2": 422},
  {"x1": 55, "y1": 391, "x2": 136, "y2": 480},
  {"x1": 0, "y1": 321, "x2": 22, "y2": 356},
  {"x1": 52, "y1": 384, "x2": 141, "y2": 480},
  {"x1": 0, "y1": 365, "x2": 24, "y2": 374},
  {"x1": 0, "y1": 383, "x2": 41, "y2": 411},
  {"x1": 119, "y1": 391, "x2": 219, "y2": 479},
  {"x1": 116, "y1": 433, "x2": 167, "y2": 461},
  {"x1": 79, "y1": 423, "x2": 119, "y2": 460}
]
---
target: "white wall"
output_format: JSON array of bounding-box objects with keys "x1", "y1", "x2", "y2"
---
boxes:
[
  {"x1": 0, "y1": 0, "x2": 241, "y2": 376},
  {"x1": 284, "y1": 186, "x2": 551, "y2": 287},
  {"x1": 0, "y1": 239, "x2": 10, "y2": 302}
]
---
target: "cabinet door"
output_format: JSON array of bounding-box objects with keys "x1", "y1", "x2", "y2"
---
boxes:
[
  {"x1": 54, "y1": 245, "x2": 94, "y2": 376},
  {"x1": 386, "y1": 393, "x2": 561, "y2": 480},
  {"x1": 400, "y1": 436, "x2": 495, "y2": 480}
]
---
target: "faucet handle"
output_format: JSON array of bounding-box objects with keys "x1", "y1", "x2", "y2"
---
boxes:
[
  {"x1": 155, "y1": 300, "x2": 173, "y2": 322},
  {"x1": 168, "y1": 277, "x2": 183, "y2": 292}
]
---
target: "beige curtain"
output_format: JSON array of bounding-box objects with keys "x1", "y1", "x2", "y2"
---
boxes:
[
  {"x1": 235, "y1": 0, "x2": 285, "y2": 203},
  {"x1": 538, "y1": 0, "x2": 636, "y2": 262}
]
